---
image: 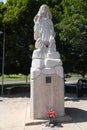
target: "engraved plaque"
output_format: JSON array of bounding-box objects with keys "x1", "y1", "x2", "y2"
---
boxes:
[{"x1": 46, "y1": 76, "x2": 51, "y2": 83}]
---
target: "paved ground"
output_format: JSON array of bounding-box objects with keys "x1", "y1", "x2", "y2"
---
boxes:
[{"x1": 0, "y1": 92, "x2": 87, "y2": 130}]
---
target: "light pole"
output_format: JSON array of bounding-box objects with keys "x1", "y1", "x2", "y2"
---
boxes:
[
  {"x1": 0, "y1": 25, "x2": 5, "y2": 95},
  {"x1": 2, "y1": 25, "x2": 5, "y2": 95}
]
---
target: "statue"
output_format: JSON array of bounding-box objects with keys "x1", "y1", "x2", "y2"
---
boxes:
[
  {"x1": 30, "y1": 4, "x2": 64, "y2": 119},
  {"x1": 33, "y1": 4, "x2": 56, "y2": 59}
]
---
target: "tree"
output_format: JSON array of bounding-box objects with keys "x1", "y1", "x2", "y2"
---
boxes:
[
  {"x1": 0, "y1": 0, "x2": 62, "y2": 75},
  {"x1": 0, "y1": 2, "x2": 6, "y2": 75},
  {"x1": 1, "y1": 0, "x2": 72, "y2": 76},
  {"x1": 57, "y1": 0, "x2": 87, "y2": 77},
  {"x1": 2, "y1": 0, "x2": 37, "y2": 75}
]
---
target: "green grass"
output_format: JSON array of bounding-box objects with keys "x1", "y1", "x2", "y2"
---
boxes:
[
  {"x1": 0, "y1": 74, "x2": 30, "y2": 82},
  {"x1": 0, "y1": 74, "x2": 30, "y2": 88},
  {"x1": 70, "y1": 74, "x2": 82, "y2": 79},
  {"x1": 65, "y1": 73, "x2": 87, "y2": 80}
]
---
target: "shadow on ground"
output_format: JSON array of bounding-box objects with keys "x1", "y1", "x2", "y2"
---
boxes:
[
  {"x1": 65, "y1": 107, "x2": 87, "y2": 123},
  {"x1": 0, "y1": 91, "x2": 30, "y2": 98},
  {"x1": 0, "y1": 86, "x2": 30, "y2": 98},
  {"x1": 64, "y1": 93, "x2": 87, "y2": 124},
  {"x1": 65, "y1": 93, "x2": 87, "y2": 101}
]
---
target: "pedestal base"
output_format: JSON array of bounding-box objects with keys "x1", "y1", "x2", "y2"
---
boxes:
[{"x1": 30, "y1": 71, "x2": 64, "y2": 119}]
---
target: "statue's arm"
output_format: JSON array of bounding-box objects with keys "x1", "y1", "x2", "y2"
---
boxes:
[
  {"x1": 34, "y1": 22, "x2": 41, "y2": 40},
  {"x1": 50, "y1": 20, "x2": 56, "y2": 37}
]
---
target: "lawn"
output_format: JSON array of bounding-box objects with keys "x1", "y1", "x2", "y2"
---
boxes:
[
  {"x1": 69, "y1": 74, "x2": 82, "y2": 79},
  {"x1": 0, "y1": 74, "x2": 30, "y2": 82},
  {"x1": 0, "y1": 74, "x2": 30, "y2": 88}
]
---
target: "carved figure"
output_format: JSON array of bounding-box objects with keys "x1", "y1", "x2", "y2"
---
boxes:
[{"x1": 34, "y1": 4, "x2": 56, "y2": 52}]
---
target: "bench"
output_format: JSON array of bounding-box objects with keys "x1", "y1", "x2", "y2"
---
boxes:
[
  {"x1": 76, "y1": 79, "x2": 87, "y2": 97},
  {"x1": 6, "y1": 87, "x2": 16, "y2": 95},
  {"x1": 6, "y1": 86, "x2": 30, "y2": 95}
]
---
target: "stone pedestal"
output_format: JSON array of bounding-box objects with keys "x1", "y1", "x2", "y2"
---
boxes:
[{"x1": 30, "y1": 51, "x2": 64, "y2": 119}]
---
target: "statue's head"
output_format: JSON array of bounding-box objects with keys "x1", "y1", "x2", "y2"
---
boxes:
[
  {"x1": 34, "y1": 4, "x2": 52, "y2": 23},
  {"x1": 38, "y1": 4, "x2": 52, "y2": 19}
]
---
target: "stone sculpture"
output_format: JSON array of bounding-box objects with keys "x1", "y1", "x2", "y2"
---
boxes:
[
  {"x1": 30, "y1": 4, "x2": 64, "y2": 119},
  {"x1": 33, "y1": 4, "x2": 56, "y2": 59}
]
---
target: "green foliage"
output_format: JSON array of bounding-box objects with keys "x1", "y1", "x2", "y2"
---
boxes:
[
  {"x1": 0, "y1": 0, "x2": 87, "y2": 77},
  {"x1": 58, "y1": 0, "x2": 87, "y2": 45},
  {"x1": 0, "y1": 0, "x2": 62, "y2": 75},
  {"x1": 58, "y1": 0, "x2": 87, "y2": 77},
  {"x1": 1, "y1": 0, "x2": 36, "y2": 75}
]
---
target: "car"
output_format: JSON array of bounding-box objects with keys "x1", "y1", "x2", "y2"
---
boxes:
[
  {"x1": 64, "y1": 74, "x2": 71, "y2": 78},
  {"x1": 76, "y1": 78, "x2": 87, "y2": 97}
]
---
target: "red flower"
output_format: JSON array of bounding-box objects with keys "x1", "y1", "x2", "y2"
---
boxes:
[{"x1": 47, "y1": 109, "x2": 56, "y2": 118}]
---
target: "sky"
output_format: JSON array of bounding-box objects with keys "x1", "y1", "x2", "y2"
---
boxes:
[{"x1": 0, "y1": 0, "x2": 6, "y2": 3}]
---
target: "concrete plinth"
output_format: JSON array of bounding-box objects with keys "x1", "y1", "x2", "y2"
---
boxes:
[{"x1": 30, "y1": 70, "x2": 64, "y2": 119}]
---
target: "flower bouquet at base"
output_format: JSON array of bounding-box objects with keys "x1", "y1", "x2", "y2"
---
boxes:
[{"x1": 46, "y1": 109, "x2": 57, "y2": 127}]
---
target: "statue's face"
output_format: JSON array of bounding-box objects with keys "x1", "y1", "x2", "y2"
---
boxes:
[{"x1": 39, "y1": 5, "x2": 48, "y2": 17}]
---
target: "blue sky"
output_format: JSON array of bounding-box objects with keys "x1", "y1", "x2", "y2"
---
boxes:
[{"x1": 0, "y1": 0, "x2": 6, "y2": 3}]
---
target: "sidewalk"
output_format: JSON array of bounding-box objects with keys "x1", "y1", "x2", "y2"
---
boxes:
[
  {"x1": 0, "y1": 92, "x2": 29, "y2": 130},
  {"x1": 0, "y1": 92, "x2": 87, "y2": 130}
]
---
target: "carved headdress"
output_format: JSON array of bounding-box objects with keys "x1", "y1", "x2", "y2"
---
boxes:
[{"x1": 34, "y1": 4, "x2": 52, "y2": 23}]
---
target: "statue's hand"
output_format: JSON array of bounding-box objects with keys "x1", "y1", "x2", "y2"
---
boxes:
[{"x1": 49, "y1": 35, "x2": 55, "y2": 44}]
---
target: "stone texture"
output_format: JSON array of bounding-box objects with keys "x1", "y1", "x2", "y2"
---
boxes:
[
  {"x1": 47, "y1": 52, "x2": 60, "y2": 59},
  {"x1": 30, "y1": 73, "x2": 64, "y2": 119},
  {"x1": 31, "y1": 68, "x2": 41, "y2": 79},
  {"x1": 32, "y1": 59, "x2": 45, "y2": 69},
  {"x1": 45, "y1": 59, "x2": 62, "y2": 68},
  {"x1": 32, "y1": 49, "x2": 46, "y2": 59},
  {"x1": 42, "y1": 68, "x2": 56, "y2": 74},
  {"x1": 55, "y1": 66, "x2": 64, "y2": 78},
  {"x1": 34, "y1": 5, "x2": 56, "y2": 51}
]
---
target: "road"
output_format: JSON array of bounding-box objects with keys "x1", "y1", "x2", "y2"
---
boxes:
[{"x1": 65, "y1": 79, "x2": 78, "y2": 84}]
